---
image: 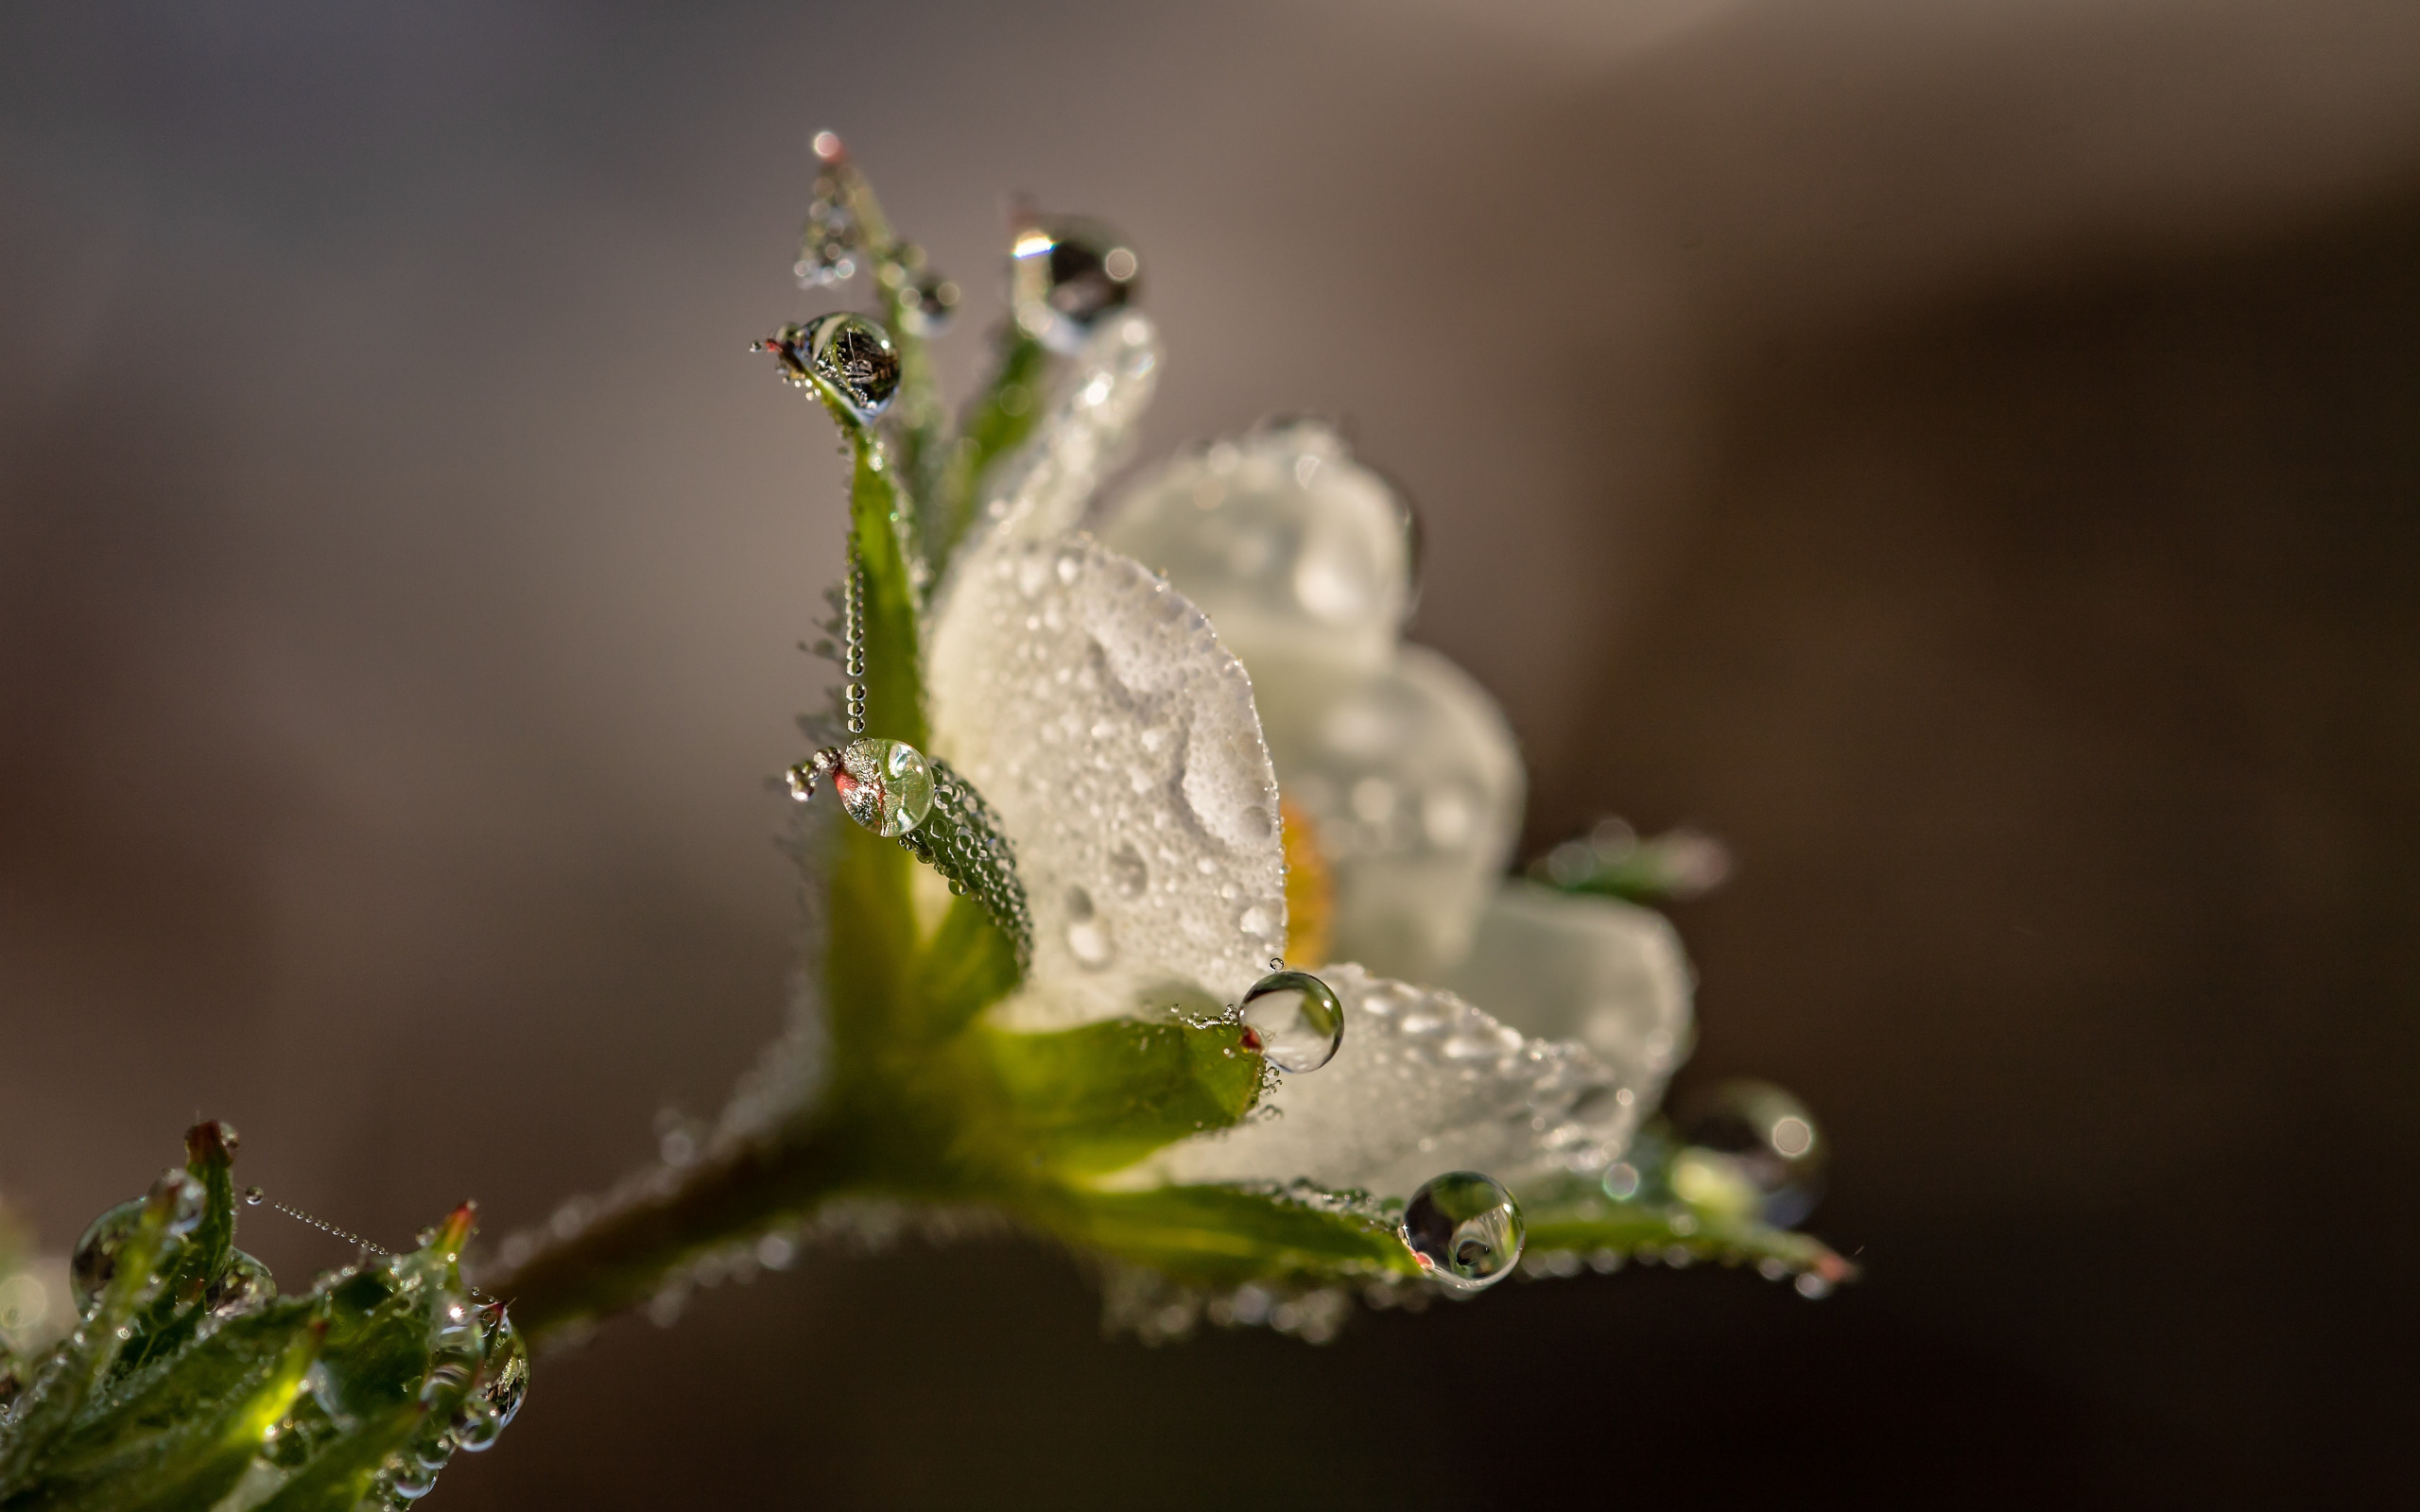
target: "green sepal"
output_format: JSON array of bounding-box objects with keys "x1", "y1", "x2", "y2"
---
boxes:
[
  {"x1": 926, "y1": 329, "x2": 1048, "y2": 572},
  {"x1": 821, "y1": 817, "x2": 922, "y2": 1075},
  {"x1": 908, "y1": 895, "x2": 1024, "y2": 1041},
  {"x1": 1046, "y1": 1185, "x2": 1418, "y2": 1289},
  {"x1": 251, "y1": 1398, "x2": 433, "y2": 1512},
  {"x1": 815, "y1": 148, "x2": 953, "y2": 521},
  {"x1": 842, "y1": 436, "x2": 928, "y2": 753},
  {"x1": 24, "y1": 1308, "x2": 320, "y2": 1512},
  {"x1": 981, "y1": 1019, "x2": 1264, "y2": 1177},
  {"x1": 1514, "y1": 1175, "x2": 1856, "y2": 1286},
  {"x1": 178, "y1": 1125, "x2": 239, "y2": 1321}
]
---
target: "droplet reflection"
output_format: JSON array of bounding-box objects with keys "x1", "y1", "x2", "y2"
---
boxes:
[
  {"x1": 1399, "y1": 1171, "x2": 1523, "y2": 1291},
  {"x1": 1238, "y1": 970, "x2": 1345, "y2": 1073}
]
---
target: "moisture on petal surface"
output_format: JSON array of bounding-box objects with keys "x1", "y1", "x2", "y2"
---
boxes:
[
  {"x1": 927, "y1": 533, "x2": 1286, "y2": 1027},
  {"x1": 1258, "y1": 645, "x2": 1525, "y2": 983},
  {"x1": 1096, "y1": 420, "x2": 1413, "y2": 680},
  {"x1": 1132, "y1": 965, "x2": 1647, "y2": 1201},
  {"x1": 1440, "y1": 881, "x2": 1694, "y2": 1099},
  {"x1": 980, "y1": 312, "x2": 1162, "y2": 543}
]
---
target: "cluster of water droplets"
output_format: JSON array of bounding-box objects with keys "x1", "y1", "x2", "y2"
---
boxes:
[
  {"x1": 795, "y1": 133, "x2": 859, "y2": 287},
  {"x1": 1103, "y1": 1264, "x2": 1365, "y2": 1348},
  {"x1": 898, "y1": 757, "x2": 1034, "y2": 966},
  {"x1": 622, "y1": 1202, "x2": 1008, "y2": 1333}
]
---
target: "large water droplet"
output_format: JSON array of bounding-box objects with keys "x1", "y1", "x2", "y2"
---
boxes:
[
  {"x1": 456, "y1": 1311, "x2": 527, "y2": 1452},
  {"x1": 1400, "y1": 1172, "x2": 1523, "y2": 1291},
  {"x1": 820, "y1": 738, "x2": 934, "y2": 836},
  {"x1": 805, "y1": 312, "x2": 901, "y2": 421},
  {"x1": 68, "y1": 1199, "x2": 143, "y2": 1313},
  {"x1": 1676, "y1": 1079, "x2": 1825, "y2": 1228},
  {"x1": 206, "y1": 1250, "x2": 276, "y2": 1319},
  {"x1": 1011, "y1": 215, "x2": 1140, "y2": 354},
  {"x1": 766, "y1": 312, "x2": 901, "y2": 421},
  {"x1": 242, "y1": 1186, "x2": 264, "y2": 1207},
  {"x1": 159, "y1": 1168, "x2": 208, "y2": 1236},
  {"x1": 1239, "y1": 970, "x2": 1345, "y2": 1073}
]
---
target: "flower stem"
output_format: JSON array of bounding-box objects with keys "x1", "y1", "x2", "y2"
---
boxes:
[{"x1": 479, "y1": 1119, "x2": 857, "y2": 1346}]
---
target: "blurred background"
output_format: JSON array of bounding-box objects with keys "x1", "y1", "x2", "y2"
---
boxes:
[{"x1": 5, "y1": 0, "x2": 2418, "y2": 1503}]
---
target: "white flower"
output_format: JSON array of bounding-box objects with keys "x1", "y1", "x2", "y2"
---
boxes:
[{"x1": 925, "y1": 317, "x2": 1693, "y2": 1208}]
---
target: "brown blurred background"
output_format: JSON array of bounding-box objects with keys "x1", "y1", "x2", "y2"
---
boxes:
[{"x1": 5, "y1": 1, "x2": 2418, "y2": 1504}]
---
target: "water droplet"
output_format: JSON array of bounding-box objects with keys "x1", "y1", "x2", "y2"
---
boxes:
[
  {"x1": 901, "y1": 269, "x2": 960, "y2": 337},
  {"x1": 205, "y1": 1251, "x2": 276, "y2": 1318},
  {"x1": 159, "y1": 1169, "x2": 207, "y2": 1235},
  {"x1": 1108, "y1": 841, "x2": 1149, "y2": 899},
  {"x1": 68, "y1": 1200, "x2": 142, "y2": 1312},
  {"x1": 804, "y1": 313, "x2": 900, "y2": 421},
  {"x1": 70, "y1": 1170, "x2": 205, "y2": 1313},
  {"x1": 457, "y1": 1312, "x2": 528, "y2": 1451},
  {"x1": 1677, "y1": 1079, "x2": 1825, "y2": 1228},
  {"x1": 1061, "y1": 886, "x2": 1119, "y2": 967},
  {"x1": 243, "y1": 1186, "x2": 264, "y2": 1206},
  {"x1": 1399, "y1": 1172, "x2": 1523, "y2": 1291},
  {"x1": 1239, "y1": 970, "x2": 1345, "y2": 1073},
  {"x1": 390, "y1": 1456, "x2": 440, "y2": 1500},
  {"x1": 411, "y1": 1430, "x2": 458, "y2": 1473},
  {"x1": 1010, "y1": 215, "x2": 1141, "y2": 354},
  {"x1": 803, "y1": 739, "x2": 934, "y2": 836},
  {"x1": 1235, "y1": 900, "x2": 1280, "y2": 940}
]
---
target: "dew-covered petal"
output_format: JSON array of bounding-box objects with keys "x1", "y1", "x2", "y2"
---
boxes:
[
  {"x1": 977, "y1": 311, "x2": 1162, "y2": 544},
  {"x1": 1257, "y1": 645, "x2": 1523, "y2": 983},
  {"x1": 1130, "y1": 965, "x2": 1646, "y2": 1201},
  {"x1": 1095, "y1": 420, "x2": 1412, "y2": 683},
  {"x1": 1439, "y1": 882, "x2": 1694, "y2": 1107},
  {"x1": 926, "y1": 533, "x2": 1286, "y2": 1027}
]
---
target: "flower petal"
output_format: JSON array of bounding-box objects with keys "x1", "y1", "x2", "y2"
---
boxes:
[
  {"x1": 1128, "y1": 964, "x2": 1645, "y2": 1201},
  {"x1": 1260, "y1": 645, "x2": 1525, "y2": 982},
  {"x1": 1439, "y1": 881, "x2": 1694, "y2": 1103},
  {"x1": 1095, "y1": 420, "x2": 1412, "y2": 683},
  {"x1": 926, "y1": 532, "x2": 1287, "y2": 1027}
]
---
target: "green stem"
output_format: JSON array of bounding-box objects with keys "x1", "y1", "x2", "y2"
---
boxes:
[
  {"x1": 480, "y1": 1120, "x2": 858, "y2": 1345},
  {"x1": 927, "y1": 328, "x2": 1048, "y2": 573}
]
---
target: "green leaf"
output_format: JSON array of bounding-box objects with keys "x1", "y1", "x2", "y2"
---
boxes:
[
  {"x1": 1045, "y1": 1185, "x2": 1417, "y2": 1289},
  {"x1": 981, "y1": 1019, "x2": 1264, "y2": 1177}
]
